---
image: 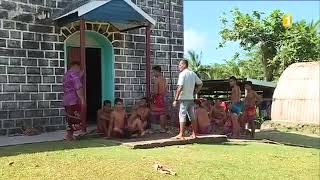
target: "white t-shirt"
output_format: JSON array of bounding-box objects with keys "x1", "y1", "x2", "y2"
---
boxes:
[{"x1": 177, "y1": 69, "x2": 202, "y2": 100}]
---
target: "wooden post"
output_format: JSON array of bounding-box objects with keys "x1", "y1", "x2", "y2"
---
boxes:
[
  {"x1": 145, "y1": 25, "x2": 151, "y2": 103},
  {"x1": 80, "y1": 19, "x2": 87, "y2": 132},
  {"x1": 145, "y1": 25, "x2": 152, "y2": 129}
]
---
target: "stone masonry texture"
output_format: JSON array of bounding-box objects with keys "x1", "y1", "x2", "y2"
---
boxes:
[{"x1": 0, "y1": 0, "x2": 183, "y2": 135}]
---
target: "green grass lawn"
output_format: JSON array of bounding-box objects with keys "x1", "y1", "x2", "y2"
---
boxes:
[{"x1": 0, "y1": 138, "x2": 319, "y2": 180}]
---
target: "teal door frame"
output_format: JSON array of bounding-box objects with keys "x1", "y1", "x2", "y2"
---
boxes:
[{"x1": 64, "y1": 31, "x2": 115, "y2": 105}]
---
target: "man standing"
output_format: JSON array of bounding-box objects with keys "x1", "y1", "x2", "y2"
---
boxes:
[{"x1": 173, "y1": 59, "x2": 203, "y2": 139}]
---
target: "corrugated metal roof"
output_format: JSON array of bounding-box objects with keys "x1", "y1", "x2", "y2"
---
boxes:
[
  {"x1": 201, "y1": 78, "x2": 276, "y2": 90},
  {"x1": 199, "y1": 78, "x2": 276, "y2": 98},
  {"x1": 55, "y1": 0, "x2": 110, "y2": 20},
  {"x1": 246, "y1": 78, "x2": 276, "y2": 88},
  {"x1": 54, "y1": 0, "x2": 156, "y2": 31}
]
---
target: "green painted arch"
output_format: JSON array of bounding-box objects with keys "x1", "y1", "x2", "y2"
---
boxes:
[{"x1": 64, "y1": 31, "x2": 115, "y2": 104}]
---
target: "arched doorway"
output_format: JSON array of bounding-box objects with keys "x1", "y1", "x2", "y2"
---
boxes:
[{"x1": 64, "y1": 31, "x2": 114, "y2": 122}]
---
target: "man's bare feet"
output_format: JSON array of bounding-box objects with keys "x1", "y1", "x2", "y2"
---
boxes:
[
  {"x1": 190, "y1": 133, "x2": 197, "y2": 139},
  {"x1": 173, "y1": 134, "x2": 185, "y2": 140}
]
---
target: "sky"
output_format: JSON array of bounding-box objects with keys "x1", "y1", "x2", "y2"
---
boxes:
[{"x1": 184, "y1": 0, "x2": 320, "y2": 65}]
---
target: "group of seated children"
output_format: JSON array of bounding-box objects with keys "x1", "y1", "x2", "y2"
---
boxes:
[
  {"x1": 194, "y1": 98, "x2": 249, "y2": 138},
  {"x1": 96, "y1": 97, "x2": 150, "y2": 138},
  {"x1": 194, "y1": 98, "x2": 230, "y2": 136},
  {"x1": 97, "y1": 86, "x2": 259, "y2": 139}
]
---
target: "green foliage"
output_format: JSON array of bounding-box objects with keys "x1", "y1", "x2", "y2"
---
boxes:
[
  {"x1": 205, "y1": 63, "x2": 228, "y2": 80},
  {"x1": 186, "y1": 9, "x2": 319, "y2": 82},
  {"x1": 186, "y1": 50, "x2": 209, "y2": 79},
  {"x1": 238, "y1": 49, "x2": 265, "y2": 80},
  {"x1": 202, "y1": 51, "x2": 265, "y2": 80},
  {"x1": 272, "y1": 20, "x2": 320, "y2": 75},
  {"x1": 219, "y1": 8, "x2": 320, "y2": 81}
]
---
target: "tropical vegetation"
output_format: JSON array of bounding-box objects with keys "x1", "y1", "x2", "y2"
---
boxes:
[{"x1": 186, "y1": 9, "x2": 320, "y2": 81}]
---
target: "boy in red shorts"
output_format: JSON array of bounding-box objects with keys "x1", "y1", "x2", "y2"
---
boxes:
[{"x1": 243, "y1": 81, "x2": 262, "y2": 138}]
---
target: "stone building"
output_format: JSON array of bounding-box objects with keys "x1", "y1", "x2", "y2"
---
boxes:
[{"x1": 0, "y1": 0, "x2": 183, "y2": 135}]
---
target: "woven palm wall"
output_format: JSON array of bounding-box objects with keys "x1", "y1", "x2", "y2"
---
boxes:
[{"x1": 271, "y1": 62, "x2": 320, "y2": 124}]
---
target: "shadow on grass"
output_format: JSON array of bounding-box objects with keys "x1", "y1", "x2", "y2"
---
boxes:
[
  {"x1": 0, "y1": 133, "x2": 246, "y2": 155},
  {"x1": 198, "y1": 141, "x2": 249, "y2": 146},
  {"x1": 0, "y1": 138, "x2": 120, "y2": 157},
  {"x1": 255, "y1": 130, "x2": 320, "y2": 149}
]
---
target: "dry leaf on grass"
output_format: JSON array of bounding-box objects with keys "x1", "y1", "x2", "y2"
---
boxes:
[{"x1": 153, "y1": 162, "x2": 176, "y2": 176}]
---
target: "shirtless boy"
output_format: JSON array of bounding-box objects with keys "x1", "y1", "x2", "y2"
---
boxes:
[
  {"x1": 228, "y1": 76, "x2": 241, "y2": 138},
  {"x1": 108, "y1": 98, "x2": 130, "y2": 138},
  {"x1": 128, "y1": 98, "x2": 151, "y2": 136},
  {"x1": 97, "y1": 100, "x2": 112, "y2": 136},
  {"x1": 195, "y1": 99, "x2": 211, "y2": 134},
  {"x1": 152, "y1": 65, "x2": 168, "y2": 132},
  {"x1": 244, "y1": 81, "x2": 262, "y2": 138}
]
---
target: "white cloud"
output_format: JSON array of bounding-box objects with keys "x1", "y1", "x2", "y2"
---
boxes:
[{"x1": 184, "y1": 29, "x2": 208, "y2": 53}]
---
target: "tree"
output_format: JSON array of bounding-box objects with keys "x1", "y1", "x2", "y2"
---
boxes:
[
  {"x1": 186, "y1": 50, "x2": 208, "y2": 79},
  {"x1": 223, "y1": 53, "x2": 241, "y2": 77},
  {"x1": 219, "y1": 9, "x2": 320, "y2": 81},
  {"x1": 204, "y1": 63, "x2": 231, "y2": 80},
  {"x1": 204, "y1": 52, "x2": 264, "y2": 80},
  {"x1": 272, "y1": 20, "x2": 320, "y2": 76},
  {"x1": 238, "y1": 49, "x2": 265, "y2": 80},
  {"x1": 204, "y1": 64, "x2": 225, "y2": 80},
  {"x1": 219, "y1": 9, "x2": 286, "y2": 81}
]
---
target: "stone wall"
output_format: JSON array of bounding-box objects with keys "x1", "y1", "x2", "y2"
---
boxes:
[
  {"x1": 114, "y1": 0, "x2": 183, "y2": 108},
  {"x1": 0, "y1": 0, "x2": 183, "y2": 135},
  {"x1": 0, "y1": 0, "x2": 69, "y2": 135}
]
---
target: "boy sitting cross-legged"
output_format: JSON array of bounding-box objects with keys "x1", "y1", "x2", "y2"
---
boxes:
[
  {"x1": 127, "y1": 97, "x2": 151, "y2": 136},
  {"x1": 108, "y1": 98, "x2": 131, "y2": 138}
]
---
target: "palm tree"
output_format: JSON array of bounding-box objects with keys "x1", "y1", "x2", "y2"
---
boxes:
[
  {"x1": 186, "y1": 50, "x2": 208, "y2": 79},
  {"x1": 308, "y1": 20, "x2": 320, "y2": 33},
  {"x1": 222, "y1": 53, "x2": 241, "y2": 78},
  {"x1": 204, "y1": 64, "x2": 225, "y2": 80}
]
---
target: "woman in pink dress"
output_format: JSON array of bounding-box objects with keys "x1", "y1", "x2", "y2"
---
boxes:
[{"x1": 63, "y1": 61, "x2": 86, "y2": 141}]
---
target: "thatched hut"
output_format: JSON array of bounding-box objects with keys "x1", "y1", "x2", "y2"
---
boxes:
[{"x1": 271, "y1": 62, "x2": 320, "y2": 124}]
